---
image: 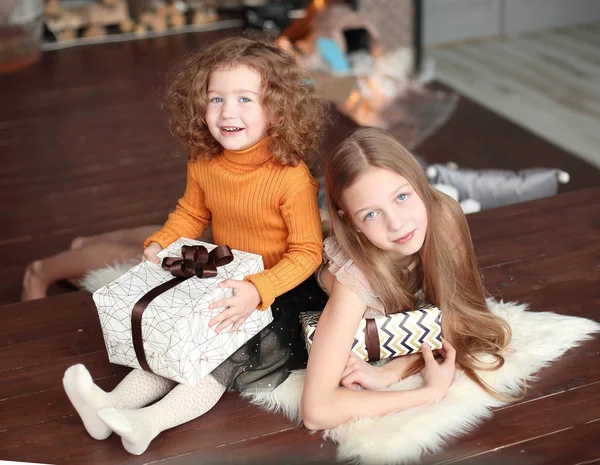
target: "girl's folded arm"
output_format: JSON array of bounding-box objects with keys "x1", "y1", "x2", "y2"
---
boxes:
[{"x1": 300, "y1": 280, "x2": 436, "y2": 431}]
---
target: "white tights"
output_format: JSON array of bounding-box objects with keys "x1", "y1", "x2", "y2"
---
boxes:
[{"x1": 63, "y1": 364, "x2": 226, "y2": 455}]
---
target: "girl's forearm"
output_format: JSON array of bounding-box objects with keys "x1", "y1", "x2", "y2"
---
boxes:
[
  {"x1": 379, "y1": 354, "x2": 422, "y2": 386},
  {"x1": 303, "y1": 386, "x2": 435, "y2": 431}
]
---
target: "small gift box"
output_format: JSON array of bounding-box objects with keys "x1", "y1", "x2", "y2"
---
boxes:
[
  {"x1": 300, "y1": 306, "x2": 442, "y2": 362},
  {"x1": 93, "y1": 238, "x2": 274, "y2": 386}
]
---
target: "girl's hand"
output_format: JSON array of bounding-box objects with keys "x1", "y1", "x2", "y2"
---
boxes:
[
  {"x1": 340, "y1": 353, "x2": 398, "y2": 391},
  {"x1": 208, "y1": 280, "x2": 261, "y2": 334},
  {"x1": 421, "y1": 337, "x2": 456, "y2": 403},
  {"x1": 142, "y1": 242, "x2": 162, "y2": 265}
]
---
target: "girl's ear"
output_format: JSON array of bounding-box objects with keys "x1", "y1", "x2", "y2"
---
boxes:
[
  {"x1": 265, "y1": 104, "x2": 279, "y2": 125},
  {"x1": 270, "y1": 113, "x2": 282, "y2": 126},
  {"x1": 337, "y1": 209, "x2": 345, "y2": 218}
]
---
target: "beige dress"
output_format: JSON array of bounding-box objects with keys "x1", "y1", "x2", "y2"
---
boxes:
[
  {"x1": 320, "y1": 236, "x2": 426, "y2": 315},
  {"x1": 320, "y1": 236, "x2": 387, "y2": 319}
]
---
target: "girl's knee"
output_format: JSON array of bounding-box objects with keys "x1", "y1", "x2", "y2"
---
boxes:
[{"x1": 71, "y1": 236, "x2": 86, "y2": 250}]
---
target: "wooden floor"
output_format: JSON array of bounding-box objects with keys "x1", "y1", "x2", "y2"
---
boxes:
[
  {"x1": 2, "y1": 188, "x2": 598, "y2": 465},
  {"x1": 1, "y1": 27, "x2": 599, "y2": 465},
  {"x1": 430, "y1": 21, "x2": 600, "y2": 169}
]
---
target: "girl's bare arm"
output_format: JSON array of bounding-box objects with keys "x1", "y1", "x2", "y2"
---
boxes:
[{"x1": 301, "y1": 280, "x2": 448, "y2": 431}]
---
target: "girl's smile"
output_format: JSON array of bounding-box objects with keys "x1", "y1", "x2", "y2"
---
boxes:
[
  {"x1": 220, "y1": 126, "x2": 244, "y2": 134},
  {"x1": 392, "y1": 229, "x2": 415, "y2": 244}
]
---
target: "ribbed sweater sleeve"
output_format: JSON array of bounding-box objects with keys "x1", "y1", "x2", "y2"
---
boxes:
[
  {"x1": 245, "y1": 170, "x2": 323, "y2": 309},
  {"x1": 143, "y1": 161, "x2": 210, "y2": 248}
]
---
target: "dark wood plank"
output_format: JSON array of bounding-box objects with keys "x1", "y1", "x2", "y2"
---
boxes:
[
  {"x1": 0, "y1": 291, "x2": 98, "y2": 345},
  {"x1": 1, "y1": 320, "x2": 104, "y2": 372},
  {"x1": 0, "y1": 392, "x2": 309, "y2": 465},
  {"x1": 450, "y1": 419, "x2": 600, "y2": 465},
  {"x1": 427, "y1": 382, "x2": 600, "y2": 465},
  {"x1": 194, "y1": 427, "x2": 341, "y2": 465},
  {"x1": 467, "y1": 187, "x2": 600, "y2": 239},
  {"x1": 0, "y1": 350, "x2": 126, "y2": 400}
]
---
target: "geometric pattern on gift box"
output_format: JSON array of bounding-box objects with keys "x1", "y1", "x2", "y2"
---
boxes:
[
  {"x1": 93, "y1": 238, "x2": 274, "y2": 386},
  {"x1": 300, "y1": 306, "x2": 442, "y2": 361}
]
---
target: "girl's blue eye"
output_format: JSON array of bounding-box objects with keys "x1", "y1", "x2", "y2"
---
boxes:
[
  {"x1": 210, "y1": 97, "x2": 222, "y2": 103},
  {"x1": 397, "y1": 193, "x2": 408, "y2": 202},
  {"x1": 240, "y1": 97, "x2": 251, "y2": 103},
  {"x1": 364, "y1": 211, "x2": 377, "y2": 221}
]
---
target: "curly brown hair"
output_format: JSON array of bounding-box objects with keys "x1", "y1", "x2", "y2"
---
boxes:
[{"x1": 163, "y1": 36, "x2": 327, "y2": 166}]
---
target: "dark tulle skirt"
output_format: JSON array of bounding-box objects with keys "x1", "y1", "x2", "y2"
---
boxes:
[{"x1": 211, "y1": 275, "x2": 328, "y2": 392}]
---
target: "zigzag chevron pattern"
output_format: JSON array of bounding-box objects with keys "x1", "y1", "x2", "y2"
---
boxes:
[{"x1": 300, "y1": 307, "x2": 442, "y2": 361}]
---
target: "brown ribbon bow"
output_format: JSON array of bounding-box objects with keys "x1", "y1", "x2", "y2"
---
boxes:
[
  {"x1": 161, "y1": 244, "x2": 234, "y2": 279},
  {"x1": 132, "y1": 244, "x2": 234, "y2": 372}
]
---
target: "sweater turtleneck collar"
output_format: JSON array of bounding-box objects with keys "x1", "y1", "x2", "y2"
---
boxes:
[{"x1": 221, "y1": 137, "x2": 273, "y2": 167}]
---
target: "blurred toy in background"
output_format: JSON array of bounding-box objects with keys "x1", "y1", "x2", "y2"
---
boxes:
[
  {"x1": 275, "y1": 0, "x2": 456, "y2": 151},
  {"x1": 284, "y1": 3, "x2": 381, "y2": 66},
  {"x1": 135, "y1": 0, "x2": 186, "y2": 34},
  {"x1": 44, "y1": 0, "x2": 134, "y2": 41},
  {"x1": 44, "y1": 0, "x2": 219, "y2": 41},
  {"x1": 186, "y1": 0, "x2": 218, "y2": 26},
  {"x1": 133, "y1": 1, "x2": 218, "y2": 34},
  {"x1": 426, "y1": 164, "x2": 571, "y2": 212},
  {"x1": 245, "y1": 2, "x2": 291, "y2": 37},
  {"x1": 337, "y1": 46, "x2": 415, "y2": 127},
  {"x1": 244, "y1": 0, "x2": 310, "y2": 37}
]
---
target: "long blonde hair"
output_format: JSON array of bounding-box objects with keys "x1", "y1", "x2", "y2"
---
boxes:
[{"x1": 326, "y1": 127, "x2": 521, "y2": 400}]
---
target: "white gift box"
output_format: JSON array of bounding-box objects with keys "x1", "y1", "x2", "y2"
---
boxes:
[{"x1": 93, "y1": 238, "x2": 274, "y2": 386}]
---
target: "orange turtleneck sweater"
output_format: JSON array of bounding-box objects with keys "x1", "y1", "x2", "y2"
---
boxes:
[{"x1": 144, "y1": 138, "x2": 323, "y2": 309}]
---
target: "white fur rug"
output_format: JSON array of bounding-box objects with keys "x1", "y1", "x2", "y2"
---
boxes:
[
  {"x1": 81, "y1": 260, "x2": 138, "y2": 292},
  {"x1": 82, "y1": 270, "x2": 599, "y2": 465},
  {"x1": 243, "y1": 300, "x2": 600, "y2": 465}
]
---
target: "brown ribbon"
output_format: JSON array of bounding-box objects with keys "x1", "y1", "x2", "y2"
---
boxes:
[
  {"x1": 131, "y1": 244, "x2": 234, "y2": 372},
  {"x1": 365, "y1": 318, "x2": 381, "y2": 362}
]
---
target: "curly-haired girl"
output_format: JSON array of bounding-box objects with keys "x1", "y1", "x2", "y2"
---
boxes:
[{"x1": 62, "y1": 36, "x2": 328, "y2": 454}]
